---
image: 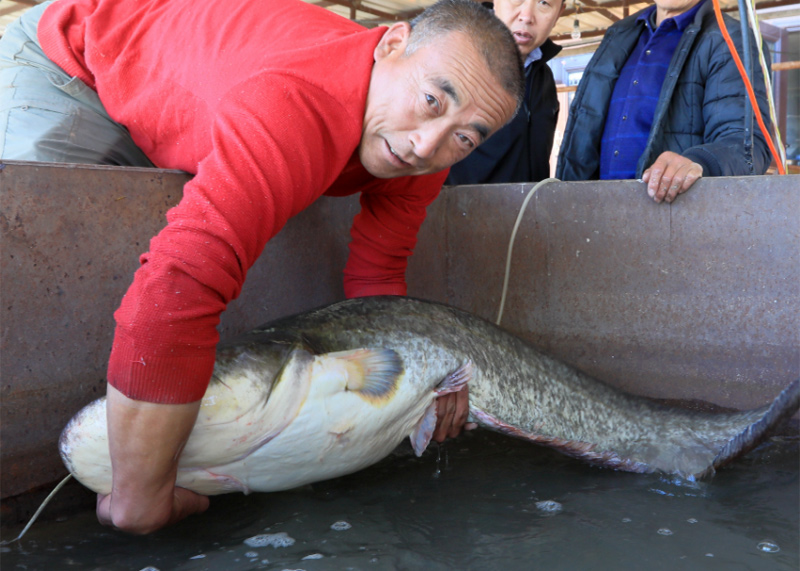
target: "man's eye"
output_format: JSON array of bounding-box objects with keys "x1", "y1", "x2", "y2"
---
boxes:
[
  {"x1": 458, "y1": 134, "x2": 475, "y2": 148},
  {"x1": 425, "y1": 94, "x2": 440, "y2": 110}
]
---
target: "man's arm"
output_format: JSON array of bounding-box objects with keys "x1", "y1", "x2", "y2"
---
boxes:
[{"x1": 96, "y1": 385, "x2": 209, "y2": 534}]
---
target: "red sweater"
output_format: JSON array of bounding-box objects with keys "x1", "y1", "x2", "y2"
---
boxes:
[{"x1": 39, "y1": 0, "x2": 447, "y2": 403}]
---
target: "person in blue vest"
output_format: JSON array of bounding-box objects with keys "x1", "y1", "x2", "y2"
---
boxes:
[
  {"x1": 445, "y1": 0, "x2": 565, "y2": 185},
  {"x1": 556, "y1": 0, "x2": 772, "y2": 203}
]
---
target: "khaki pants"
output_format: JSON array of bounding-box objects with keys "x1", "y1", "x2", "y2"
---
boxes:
[{"x1": 0, "y1": 1, "x2": 154, "y2": 166}]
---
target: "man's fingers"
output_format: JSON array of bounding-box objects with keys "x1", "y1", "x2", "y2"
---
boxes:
[
  {"x1": 96, "y1": 494, "x2": 113, "y2": 528},
  {"x1": 97, "y1": 488, "x2": 209, "y2": 534},
  {"x1": 449, "y1": 386, "x2": 469, "y2": 438},
  {"x1": 646, "y1": 152, "x2": 702, "y2": 203},
  {"x1": 433, "y1": 393, "x2": 456, "y2": 443},
  {"x1": 169, "y1": 487, "x2": 210, "y2": 525},
  {"x1": 651, "y1": 160, "x2": 679, "y2": 203},
  {"x1": 663, "y1": 163, "x2": 703, "y2": 203},
  {"x1": 433, "y1": 386, "x2": 471, "y2": 442}
]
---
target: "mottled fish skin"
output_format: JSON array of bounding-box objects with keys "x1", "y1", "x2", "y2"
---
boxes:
[
  {"x1": 239, "y1": 296, "x2": 799, "y2": 478},
  {"x1": 60, "y1": 296, "x2": 799, "y2": 496}
]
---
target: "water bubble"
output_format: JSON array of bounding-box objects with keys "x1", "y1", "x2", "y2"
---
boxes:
[
  {"x1": 757, "y1": 540, "x2": 780, "y2": 553},
  {"x1": 244, "y1": 551, "x2": 259, "y2": 558},
  {"x1": 535, "y1": 500, "x2": 562, "y2": 514},
  {"x1": 244, "y1": 532, "x2": 295, "y2": 548},
  {"x1": 687, "y1": 518, "x2": 698, "y2": 524},
  {"x1": 621, "y1": 518, "x2": 632, "y2": 523},
  {"x1": 331, "y1": 521, "x2": 352, "y2": 531},
  {"x1": 189, "y1": 554, "x2": 206, "y2": 560},
  {"x1": 139, "y1": 567, "x2": 160, "y2": 571},
  {"x1": 302, "y1": 553, "x2": 324, "y2": 560},
  {"x1": 657, "y1": 528, "x2": 673, "y2": 536}
]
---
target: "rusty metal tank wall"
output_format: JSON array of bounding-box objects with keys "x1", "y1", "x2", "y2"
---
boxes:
[
  {"x1": 2, "y1": 162, "x2": 798, "y2": 515},
  {"x1": 424, "y1": 178, "x2": 799, "y2": 413},
  {"x1": 0, "y1": 161, "x2": 362, "y2": 505}
]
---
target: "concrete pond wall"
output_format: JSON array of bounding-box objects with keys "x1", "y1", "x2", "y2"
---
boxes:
[{"x1": 1, "y1": 161, "x2": 797, "y2": 524}]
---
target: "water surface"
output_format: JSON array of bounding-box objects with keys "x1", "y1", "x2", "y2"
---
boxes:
[{"x1": 2, "y1": 429, "x2": 797, "y2": 570}]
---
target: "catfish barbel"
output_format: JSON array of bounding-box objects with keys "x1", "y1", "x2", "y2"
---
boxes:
[{"x1": 60, "y1": 296, "x2": 799, "y2": 496}]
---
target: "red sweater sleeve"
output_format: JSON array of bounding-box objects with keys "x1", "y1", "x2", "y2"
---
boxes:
[
  {"x1": 107, "y1": 74, "x2": 363, "y2": 403},
  {"x1": 343, "y1": 171, "x2": 447, "y2": 298}
]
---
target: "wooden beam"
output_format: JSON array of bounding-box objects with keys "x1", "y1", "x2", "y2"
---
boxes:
[
  {"x1": 578, "y1": 0, "x2": 621, "y2": 23},
  {"x1": 313, "y1": 0, "x2": 405, "y2": 21},
  {"x1": 552, "y1": 28, "x2": 607, "y2": 42},
  {"x1": 773, "y1": 60, "x2": 800, "y2": 71},
  {"x1": 0, "y1": 4, "x2": 27, "y2": 18}
]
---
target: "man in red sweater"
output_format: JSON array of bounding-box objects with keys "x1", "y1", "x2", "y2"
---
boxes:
[{"x1": 0, "y1": 0, "x2": 522, "y2": 533}]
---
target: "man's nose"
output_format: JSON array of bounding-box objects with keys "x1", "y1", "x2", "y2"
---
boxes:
[
  {"x1": 518, "y1": 0, "x2": 534, "y2": 22},
  {"x1": 410, "y1": 123, "x2": 448, "y2": 160}
]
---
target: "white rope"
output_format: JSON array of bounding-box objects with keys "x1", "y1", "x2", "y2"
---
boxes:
[
  {"x1": 496, "y1": 178, "x2": 560, "y2": 326},
  {"x1": 0, "y1": 474, "x2": 73, "y2": 545},
  {"x1": 743, "y1": 0, "x2": 786, "y2": 168}
]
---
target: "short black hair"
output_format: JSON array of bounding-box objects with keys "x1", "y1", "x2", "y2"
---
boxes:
[{"x1": 407, "y1": 0, "x2": 524, "y2": 109}]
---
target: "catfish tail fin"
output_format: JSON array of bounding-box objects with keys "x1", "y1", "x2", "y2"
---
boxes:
[{"x1": 703, "y1": 379, "x2": 800, "y2": 478}]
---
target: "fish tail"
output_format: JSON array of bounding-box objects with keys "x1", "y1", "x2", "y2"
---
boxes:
[{"x1": 706, "y1": 379, "x2": 800, "y2": 477}]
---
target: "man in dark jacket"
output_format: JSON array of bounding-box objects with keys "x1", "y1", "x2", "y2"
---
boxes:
[
  {"x1": 556, "y1": 0, "x2": 772, "y2": 203},
  {"x1": 446, "y1": 0, "x2": 564, "y2": 185}
]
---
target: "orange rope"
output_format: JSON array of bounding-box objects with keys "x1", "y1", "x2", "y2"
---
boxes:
[{"x1": 711, "y1": 0, "x2": 785, "y2": 174}]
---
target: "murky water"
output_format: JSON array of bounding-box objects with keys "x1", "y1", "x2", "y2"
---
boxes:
[{"x1": 2, "y1": 429, "x2": 797, "y2": 570}]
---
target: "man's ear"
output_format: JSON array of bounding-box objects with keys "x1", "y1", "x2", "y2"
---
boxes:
[{"x1": 374, "y1": 22, "x2": 412, "y2": 62}]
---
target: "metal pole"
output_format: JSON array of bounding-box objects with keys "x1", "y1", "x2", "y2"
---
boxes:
[{"x1": 737, "y1": 0, "x2": 754, "y2": 170}]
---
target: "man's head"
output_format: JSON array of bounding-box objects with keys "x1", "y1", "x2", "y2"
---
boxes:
[
  {"x1": 360, "y1": 0, "x2": 523, "y2": 179},
  {"x1": 493, "y1": 0, "x2": 565, "y2": 59}
]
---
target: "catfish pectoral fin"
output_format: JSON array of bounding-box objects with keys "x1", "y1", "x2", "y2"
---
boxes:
[
  {"x1": 435, "y1": 361, "x2": 473, "y2": 396},
  {"x1": 410, "y1": 400, "x2": 438, "y2": 457},
  {"x1": 329, "y1": 348, "x2": 403, "y2": 404}
]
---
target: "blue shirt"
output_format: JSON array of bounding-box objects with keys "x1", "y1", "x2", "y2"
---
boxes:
[{"x1": 599, "y1": 0, "x2": 706, "y2": 180}]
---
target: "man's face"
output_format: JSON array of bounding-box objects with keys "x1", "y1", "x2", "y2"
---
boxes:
[
  {"x1": 359, "y1": 23, "x2": 518, "y2": 179},
  {"x1": 493, "y1": 0, "x2": 564, "y2": 58}
]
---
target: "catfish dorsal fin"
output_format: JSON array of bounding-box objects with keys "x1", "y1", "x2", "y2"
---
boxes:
[{"x1": 331, "y1": 348, "x2": 403, "y2": 404}]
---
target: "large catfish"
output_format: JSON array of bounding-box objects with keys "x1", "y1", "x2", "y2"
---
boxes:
[{"x1": 60, "y1": 296, "x2": 799, "y2": 496}]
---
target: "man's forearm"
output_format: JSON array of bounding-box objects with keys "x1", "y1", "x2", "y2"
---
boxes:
[{"x1": 98, "y1": 385, "x2": 207, "y2": 534}]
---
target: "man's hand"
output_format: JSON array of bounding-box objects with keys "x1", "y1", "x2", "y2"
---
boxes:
[
  {"x1": 432, "y1": 386, "x2": 474, "y2": 442},
  {"x1": 98, "y1": 385, "x2": 209, "y2": 534},
  {"x1": 642, "y1": 151, "x2": 703, "y2": 203}
]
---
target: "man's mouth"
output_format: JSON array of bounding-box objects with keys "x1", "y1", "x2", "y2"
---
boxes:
[
  {"x1": 387, "y1": 142, "x2": 412, "y2": 168},
  {"x1": 513, "y1": 30, "x2": 533, "y2": 44}
]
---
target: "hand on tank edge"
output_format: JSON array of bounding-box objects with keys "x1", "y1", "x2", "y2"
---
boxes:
[{"x1": 642, "y1": 151, "x2": 703, "y2": 203}]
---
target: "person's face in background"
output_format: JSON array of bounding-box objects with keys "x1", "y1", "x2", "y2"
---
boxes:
[{"x1": 493, "y1": 0, "x2": 565, "y2": 58}]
